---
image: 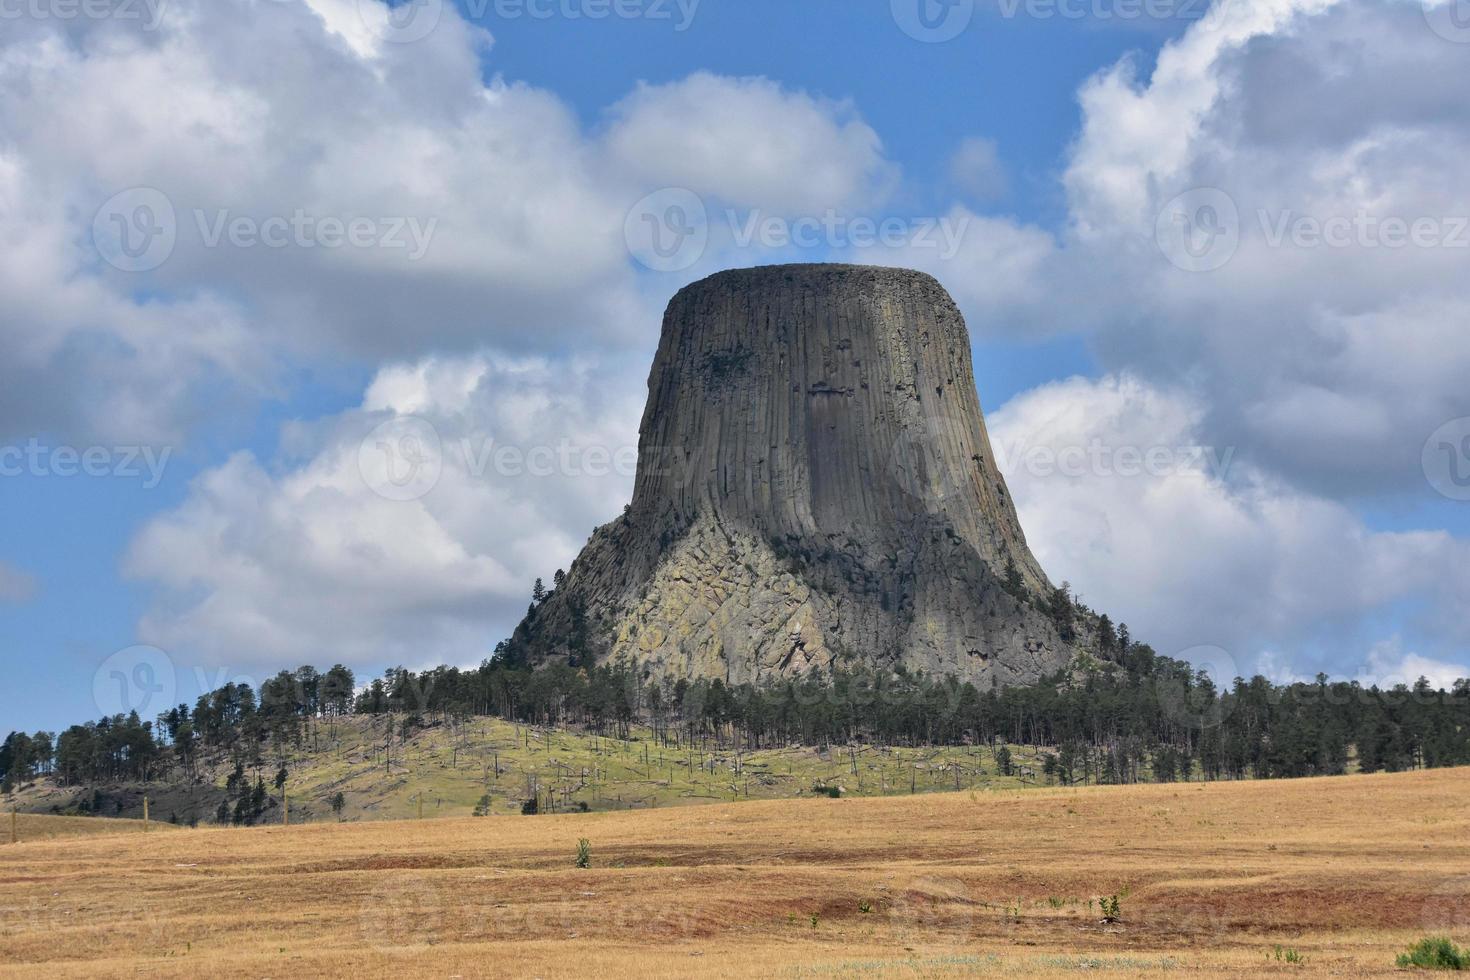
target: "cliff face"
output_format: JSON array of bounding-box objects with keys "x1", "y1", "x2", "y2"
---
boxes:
[{"x1": 508, "y1": 264, "x2": 1091, "y2": 687}]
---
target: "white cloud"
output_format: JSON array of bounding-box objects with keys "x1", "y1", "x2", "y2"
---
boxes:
[
  {"x1": 873, "y1": 0, "x2": 1470, "y2": 500},
  {"x1": 1356, "y1": 638, "x2": 1469, "y2": 691},
  {"x1": 602, "y1": 72, "x2": 898, "y2": 214},
  {"x1": 1059, "y1": 0, "x2": 1470, "y2": 496},
  {"x1": 870, "y1": 206, "x2": 1075, "y2": 340},
  {"x1": 1063, "y1": 0, "x2": 1345, "y2": 233},
  {"x1": 989, "y1": 374, "x2": 1470, "y2": 670},
  {"x1": 0, "y1": 2, "x2": 899, "y2": 445},
  {"x1": 125, "y1": 352, "x2": 645, "y2": 667}
]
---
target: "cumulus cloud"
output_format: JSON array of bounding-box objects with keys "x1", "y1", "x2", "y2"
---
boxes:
[
  {"x1": 903, "y1": 0, "x2": 1470, "y2": 676},
  {"x1": 125, "y1": 352, "x2": 646, "y2": 667},
  {"x1": 989, "y1": 374, "x2": 1470, "y2": 672},
  {"x1": 871, "y1": 0, "x2": 1470, "y2": 501},
  {"x1": 602, "y1": 72, "x2": 899, "y2": 214},
  {"x1": 1058, "y1": 0, "x2": 1470, "y2": 497},
  {"x1": 869, "y1": 206, "x2": 1078, "y2": 340},
  {"x1": 0, "y1": 0, "x2": 900, "y2": 445},
  {"x1": 1355, "y1": 639, "x2": 1469, "y2": 692}
]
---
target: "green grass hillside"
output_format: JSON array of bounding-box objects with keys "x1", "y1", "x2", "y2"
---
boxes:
[{"x1": 6, "y1": 715, "x2": 1054, "y2": 827}]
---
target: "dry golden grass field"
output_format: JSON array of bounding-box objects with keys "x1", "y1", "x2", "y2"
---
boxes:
[
  {"x1": 1, "y1": 812, "x2": 177, "y2": 842},
  {"x1": 2, "y1": 766, "x2": 1468, "y2": 978}
]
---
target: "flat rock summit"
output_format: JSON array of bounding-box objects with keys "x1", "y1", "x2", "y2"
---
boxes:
[{"x1": 506, "y1": 263, "x2": 1099, "y2": 687}]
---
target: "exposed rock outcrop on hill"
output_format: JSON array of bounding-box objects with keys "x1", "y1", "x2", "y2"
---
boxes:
[{"x1": 507, "y1": 264, "x2": 1098, "y2": 686}]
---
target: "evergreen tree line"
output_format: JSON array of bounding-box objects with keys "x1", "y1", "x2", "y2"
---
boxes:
[{"x1": 4, "y1": 640, "x2": 1467, "y2": 792}]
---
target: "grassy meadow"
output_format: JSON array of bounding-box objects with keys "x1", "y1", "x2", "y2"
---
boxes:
[{"x1": 10, "y1": 715, "x2": 1061, "y2": 825}]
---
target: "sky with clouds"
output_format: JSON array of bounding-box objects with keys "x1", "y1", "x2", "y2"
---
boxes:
[{"x1": 2, "y1": 0, "x2": 1468, "y2": 732}]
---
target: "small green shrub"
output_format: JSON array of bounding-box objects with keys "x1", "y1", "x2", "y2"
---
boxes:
[
  {"x1": 1396, "y1": 937, "x2": 1468, "y2": 970},
  {"x1": 1269, "y1": 945, "x2": 1306, "y2": 964},
  {"x1": 1099, "y1": 895, "x2": 1122, "y2": 924},
  {"x1": 858, "y1": 901, "x2": 872, "y2": 914},
  {"x1": 575, "y1": 838, "x2": 591, "y2": 869}
]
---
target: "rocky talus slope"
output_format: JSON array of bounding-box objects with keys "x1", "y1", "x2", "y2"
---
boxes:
[{"x1": 508, "y1": 264, "x2": 1098, "y2": 686}]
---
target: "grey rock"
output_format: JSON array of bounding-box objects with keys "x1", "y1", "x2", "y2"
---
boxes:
[{"x1": 507, "y1": 264, "x2": 1097, "y2": 687}]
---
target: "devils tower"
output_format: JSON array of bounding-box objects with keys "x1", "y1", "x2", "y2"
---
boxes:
[{"x1": 506, "y1": 264, "x2": 1096, "y2": 687}]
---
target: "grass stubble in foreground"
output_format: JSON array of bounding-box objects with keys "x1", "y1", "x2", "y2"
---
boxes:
[{"x1": 1, "y1": 766, "x2": 1468, "y2": 978}]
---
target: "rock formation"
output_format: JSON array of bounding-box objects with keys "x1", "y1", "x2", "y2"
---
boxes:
[{"x1": 505, "y1": 264, "x2": 1098, "y2": 687}]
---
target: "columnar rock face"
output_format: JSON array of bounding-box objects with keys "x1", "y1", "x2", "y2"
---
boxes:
[{"x1": 508, "y1": 264, "x2": 1092, "y2": 687}]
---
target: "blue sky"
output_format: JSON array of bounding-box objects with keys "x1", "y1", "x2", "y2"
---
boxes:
[{"x1": 2, "y1": 0, "x2": 1469, "y2": 735}]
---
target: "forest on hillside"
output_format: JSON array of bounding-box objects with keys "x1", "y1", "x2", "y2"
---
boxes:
[{"x1": 5, "y1": 630, "x2": 1468, "y2": 799}]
